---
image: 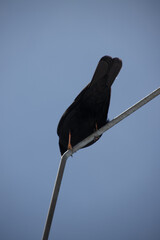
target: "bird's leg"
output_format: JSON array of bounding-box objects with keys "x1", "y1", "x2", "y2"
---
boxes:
[
  {"x1": 94, "y1": 123, "x2": 99, "y2": 141},
  {"x1": 67, "y1": 130, "x2": 73, "y2": 151}
]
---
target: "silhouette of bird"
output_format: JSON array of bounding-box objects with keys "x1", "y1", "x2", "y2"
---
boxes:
[{"x1": 57, "y1": 56, "x2": 122, "y2": 155}]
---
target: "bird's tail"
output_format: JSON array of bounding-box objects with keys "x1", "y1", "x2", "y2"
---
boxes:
[{"x1": 91, "y1": 56, "x2": 122, "y2": 87}]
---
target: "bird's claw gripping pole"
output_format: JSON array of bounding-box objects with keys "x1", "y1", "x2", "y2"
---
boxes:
[{"x1": 42, "y1": 87, "x2": 160, "y2": 240}]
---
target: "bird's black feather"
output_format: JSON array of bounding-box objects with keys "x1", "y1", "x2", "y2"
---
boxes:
[{"x1": 57, "y1": 56, "x2": 122, "y2": 155}]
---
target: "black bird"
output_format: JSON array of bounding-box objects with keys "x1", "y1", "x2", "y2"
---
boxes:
[{"x1": 57, "y1": 56, "x2": 122, "y2": 155}]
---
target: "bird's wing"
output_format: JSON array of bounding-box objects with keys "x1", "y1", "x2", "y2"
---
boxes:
[{"x1": 57, "y1": 100, "x2": 77, "y2": 135}]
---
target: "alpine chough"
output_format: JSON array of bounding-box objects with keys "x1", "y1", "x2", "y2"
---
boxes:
[{"x1": 57, "y1": 56, "x2": 122, "y2": 155}]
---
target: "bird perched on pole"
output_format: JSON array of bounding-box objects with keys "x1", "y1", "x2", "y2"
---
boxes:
[{"x1": 57, "y1": 56, "x2": 122, "y2": 155}]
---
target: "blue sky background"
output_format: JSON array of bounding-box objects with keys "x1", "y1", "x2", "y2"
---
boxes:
[{"x1": 1, "y1": 0, "x2": 160, "y2": 239}]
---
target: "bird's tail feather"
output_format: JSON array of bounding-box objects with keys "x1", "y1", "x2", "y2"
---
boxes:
[{"x1": 91, "y1": 56, "x2": 122, "y2": 87}]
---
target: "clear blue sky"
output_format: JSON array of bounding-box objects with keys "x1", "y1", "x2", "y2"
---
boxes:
[{"x1": 1, "y1": 1, "x2": 160, "y2": 239}]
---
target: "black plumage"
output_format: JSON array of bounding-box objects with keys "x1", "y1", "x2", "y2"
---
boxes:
[{"x1": 57, "y1": 56, "x2": 122, "y2": 155}]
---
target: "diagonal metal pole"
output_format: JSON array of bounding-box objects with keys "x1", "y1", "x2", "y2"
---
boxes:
[{"x1": 42, "y1": 87, "x2": 160, "y2": 240}]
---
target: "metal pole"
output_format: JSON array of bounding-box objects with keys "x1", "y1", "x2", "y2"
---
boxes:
[
  {"x1": 41, "y1": 87, "x2": 160, "y2": 240},
  {"x1": 42, "y1": 152, "x2": 70, "y2": 240}
]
